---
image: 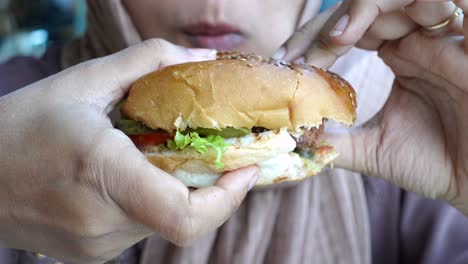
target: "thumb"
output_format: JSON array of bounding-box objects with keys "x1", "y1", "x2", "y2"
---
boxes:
[
  {"x1": 61, "y1": 39, "x2": 216, "y2": 112},
  {"x1": 99, "y1": 131, "x2": 258, "y2": 246},
  {"x1": 323, "y1": 117, "x2": 382, "y2": 177}
]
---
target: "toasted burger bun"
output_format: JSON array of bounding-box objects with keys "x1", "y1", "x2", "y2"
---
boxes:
[
  {"x1": 122, "y1": 52, "x2": 356, "y2": 133},
  {"x1": 121, "y1": 52, "x2": 356, "y2": 187}
]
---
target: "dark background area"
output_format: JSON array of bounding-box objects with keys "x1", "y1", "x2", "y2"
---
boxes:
[{"x1": 0, "y1": 0, "x2": 86, "y2": 62}]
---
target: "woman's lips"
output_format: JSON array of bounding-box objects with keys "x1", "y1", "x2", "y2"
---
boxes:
[
  {"x1": 183, "y1": 22, "x2": 245, "y2": 51},
  {"x1": 185, "y1": 34, "x2": 244, "y2": 51}
]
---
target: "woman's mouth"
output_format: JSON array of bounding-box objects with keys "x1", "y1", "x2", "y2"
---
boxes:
[{"x1": 182, "y1": 22, "x2": 245, "y2": 51}]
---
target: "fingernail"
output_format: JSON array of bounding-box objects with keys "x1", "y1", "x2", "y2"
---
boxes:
[
  {"x1": 248, "y1": 174, "x2": 259, "y2": 191},
  {"x1": 272, "y1": 47, "x2": 286, "y2": 60},
  {"x1": 294, "y1": 57, "x2": 305, "y2": 64},
  {"x1": 330, "y1": 15, "x2": 349, "y2": 37},
  {"x1": 187, "y1": 48, "x2": 217, "y2": 58}
]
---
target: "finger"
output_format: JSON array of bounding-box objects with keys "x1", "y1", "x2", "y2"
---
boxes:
[
  {"x1": 406, "y1": 1, "x2": 461, "y2": 36},
  {"x1": 329, "y1": 0, "x2": 380, "y2": 45},
  {"x1": 64, "y1": 39, "x2": 216, "y2": 111},
  {"x1": 355, "y1": 34, "x2": 386, "y2": 50},
  {"x1": 378, "y1": 31, "x2": 468, "y2": 90},
  {"x1": 365, "y1": 11, "x2": 417, "y2": 41},
  {"x1": 330, "y1": 0, "x2": 416, "y2": 45},
  {"x1": 99, "y1": 131, "x2": 257, "y2": 246},
  {"x1": 304, "y1": 2, "x2": 353, "y2": 68},
  {"x1": 455, "y1": 0, "x2": 468, "y2": 52},
  {"x1": 323, "y1": 0, "x2": 457, "y2": 60},
  {"x1": 272, "y1": 2, "x2": 345, "y2": 62},
  {"x1": 331, "y1": 0, "x2": 457, "y2": 45},
  {"x1": 354, "y1": 11, "x2": 417, "y2": 50},
  {"x1": 278, "y1": 0, "x2": 412, "y2": 68},
  {"x1": 356, "y1": 13, "x2": 419, "y2": 50}
]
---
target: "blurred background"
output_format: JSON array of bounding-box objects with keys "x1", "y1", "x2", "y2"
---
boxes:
[{"x1": 0, "y1": 0, "x2": 86, "y2": 63}]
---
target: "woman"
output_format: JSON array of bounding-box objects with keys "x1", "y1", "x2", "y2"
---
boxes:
[{"x1": 0, "y1": 0, "x2": 467, "y2": 263}]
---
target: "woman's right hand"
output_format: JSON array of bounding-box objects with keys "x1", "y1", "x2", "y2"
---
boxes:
[{"x1": 0, "y1": 39, "x2": 257, "y2": 264}]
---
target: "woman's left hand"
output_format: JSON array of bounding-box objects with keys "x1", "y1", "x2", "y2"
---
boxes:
[{"x1": 274, "y1": 0, "x2": 468, "y2": 213}]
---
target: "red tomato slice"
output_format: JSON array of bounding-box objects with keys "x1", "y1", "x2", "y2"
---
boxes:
[{"x1": 129, "y1": 133, "x2": 172, "y2": 147}]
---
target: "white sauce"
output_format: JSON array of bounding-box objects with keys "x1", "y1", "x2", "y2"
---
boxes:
[
  {"x1": 172, "y1": 169, "x2": 221, "y2": 187},
  {"x1": 256, "y1": 153, "x2": 290, "y2": 181}
]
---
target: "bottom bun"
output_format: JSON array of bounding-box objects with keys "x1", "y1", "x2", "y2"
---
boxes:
[
  {"x1": 144, "y1": 131, "x2": 338, "y2": 187},
  {"x1": 162, "y1": 150, "x2": 337, "y2": 187}
]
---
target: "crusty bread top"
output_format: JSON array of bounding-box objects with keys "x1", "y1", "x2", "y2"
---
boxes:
[{"x1": 121, "y1": 52, "x2": 357, "y2": 132}]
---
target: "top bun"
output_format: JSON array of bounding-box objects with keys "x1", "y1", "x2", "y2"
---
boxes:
[{"x1": 121, "y1": 52, "x2": 357, "y2": 132}]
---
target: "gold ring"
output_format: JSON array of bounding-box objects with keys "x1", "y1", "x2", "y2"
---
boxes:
[{"x1": 424, "y1": 6, "x2": 463, "y2": 31}]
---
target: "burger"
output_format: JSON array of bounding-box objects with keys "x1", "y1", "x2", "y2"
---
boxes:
[{"x1": 116, "y1": 52, "x2": 357, "y2": 187}]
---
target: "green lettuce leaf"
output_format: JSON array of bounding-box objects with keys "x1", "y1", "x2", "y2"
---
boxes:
[{"x1": 167, "y1": 131, "x2": 231, "y2": 169}]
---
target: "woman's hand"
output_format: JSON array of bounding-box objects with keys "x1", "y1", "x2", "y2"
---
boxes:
[
  {"x1": 275, "y1": 0, "x2": 468, "y2": 213},
  {"x1": 274, "y1": 0, "x2": 461, "y2": 67},
  {"x1": 0, "y1": 39, "x2": 257, "y2": 263}
]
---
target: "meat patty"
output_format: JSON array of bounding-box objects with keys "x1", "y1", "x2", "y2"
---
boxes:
[
  {"x1": 296, "y1": 125, "x2": 323, "y2": 147},
  {"x1": 251, "y1": 124, "x2": 324, "y2": 148},
  {"x1": 251, "y1": 127, "x2": 269, "y2": 134}
]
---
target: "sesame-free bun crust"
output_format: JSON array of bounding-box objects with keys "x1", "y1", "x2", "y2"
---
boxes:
[{"x1": 121, "y1": 52, "x2": 357, "y2": 132}]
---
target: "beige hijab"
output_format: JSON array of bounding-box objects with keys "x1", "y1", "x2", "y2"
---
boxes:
[{"x1": 62, "y1": 1, "x2": 394, "y2": 263}]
